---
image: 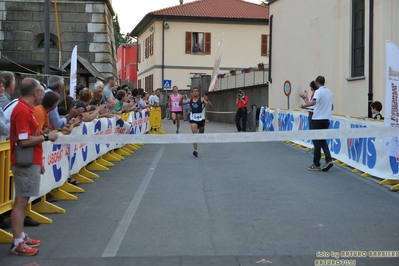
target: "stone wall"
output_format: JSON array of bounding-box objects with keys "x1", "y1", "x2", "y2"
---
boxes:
[{"x1": 0, "y1": 0, "x2": 117, "y2": 78}]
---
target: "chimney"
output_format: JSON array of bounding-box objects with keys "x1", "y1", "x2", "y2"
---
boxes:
[{"x1": 179, "y1": 0, "x2": 183, "y2": 4}]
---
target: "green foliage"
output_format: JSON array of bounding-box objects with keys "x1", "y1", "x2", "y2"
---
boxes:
[{"x1": 113, "y1": 15, "x2": 133, "y2": 49}]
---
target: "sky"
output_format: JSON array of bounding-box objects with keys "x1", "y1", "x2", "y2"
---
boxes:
[{"x1": 112, "y1": 0, "x2": 263, "y2": 35}]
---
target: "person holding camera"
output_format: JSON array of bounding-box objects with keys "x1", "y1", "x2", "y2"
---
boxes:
[{"x1": 235, "y1": 89, "x2": 248, "y2": 132}]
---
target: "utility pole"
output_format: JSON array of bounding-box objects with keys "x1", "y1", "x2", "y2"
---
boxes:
[{"x1": 44, "y1": 0, "x2": 50, "y2": 81}]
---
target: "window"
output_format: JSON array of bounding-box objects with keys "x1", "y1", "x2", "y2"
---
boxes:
[
  {"x1": 261, "y1": 34, "x2": 268, "y2": 56},
  {"x1": 138, "y1": 79, "x2": 142, "y2": 89},
  {"x1": 38, "y1": 39, "x2": 57, "y2": 49},
  {"x1": 144, "y1": 74, "x2": 153, "y2": 93},
  {"x1": 185, "y1": 32, "x2": 211, "y2": 54},
  {"x1": 144, "y1": 33, "x2": 154, "y2": 59},
  {"x1": 351, "y1": 0, "x2": 365, "y2": 77}
]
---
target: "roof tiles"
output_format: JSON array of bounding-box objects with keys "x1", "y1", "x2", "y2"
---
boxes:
[{"x1": 150, "y1": 0, "x2": 269, "y2": 20}]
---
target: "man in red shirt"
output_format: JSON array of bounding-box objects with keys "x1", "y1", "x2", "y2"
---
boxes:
[
  {"x1": 235, "y1": 89, "x2": 249, "y2": 132},
  {"x1": 9, "y1": 78, "x2": 58, "y2": 256}
]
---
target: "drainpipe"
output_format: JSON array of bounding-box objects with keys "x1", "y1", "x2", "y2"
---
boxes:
[
  {"x1": 162, "y1": 17, "x2": 167, "y2": 107},
  {"x1": 367, "y1": 0, "x2": 374, "y2": 118}
]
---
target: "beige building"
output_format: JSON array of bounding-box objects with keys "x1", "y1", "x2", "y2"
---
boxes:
[
  {"x1": 130, "y1": 0, "x2": 269, "y2": 94},
  {"x1": 268, "y1": 0, "x2": 399, "y2": 117}
]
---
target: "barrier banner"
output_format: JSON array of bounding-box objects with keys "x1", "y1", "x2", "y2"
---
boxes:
[
  {"x1": 259, "y1": 108, "x2": 396, "y2": 180},
  {"x1": 32, "y1": 110, "x2": 150, "y2": 201}
]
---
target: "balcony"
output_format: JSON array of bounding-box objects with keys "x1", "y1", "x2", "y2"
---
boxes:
[{"x1": 213, "y1": 68, "x2": 269, "y2": 91}]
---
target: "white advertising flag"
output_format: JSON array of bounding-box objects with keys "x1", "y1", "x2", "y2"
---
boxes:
[{"x1": 70, "y1": 45, "x2": 78, "y2": 98}]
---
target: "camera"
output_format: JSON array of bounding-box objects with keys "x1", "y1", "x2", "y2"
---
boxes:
[{"x1": 237, "y1": 93, "x2": 242, "y2": 97}]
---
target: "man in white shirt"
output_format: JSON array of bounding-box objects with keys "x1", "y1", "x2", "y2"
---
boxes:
[
  {"x1": 149, "y1": 89, "x2": 160, "y2": 107},
  {"x1": 300, "y1": 75, "x2": 334, "y2": 172}
]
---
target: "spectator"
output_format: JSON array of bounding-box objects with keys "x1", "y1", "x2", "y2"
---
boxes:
[
  {"x1": 192, "y1": 43, "x2": 201, "y2": 54},
  {"x1": 301, "y1": 75, "x2": 334, "y2": 172},
  {"x1": 164, "y1": 95, "x2": 171, "y2": 120},
  {"x1": 93, "y1": 81, "x2": 105, "y2": 93},
  {"x1": 75, "y1": 84, "x2": 85, "y2": 100},
  {"x1": 370, "y1": 101, "x2": 384, "y2": 120},
  {"x1": 235, "y1": 89, "x2": 249, "y2": 132},
  {"x1": 34, "y1": 91, "x2": 60, "y2": 133},
  {"x1": 46, "y1": 75, "x2": 83, "y2": 129},
  {"x1": 0, "y1": 78, "x2": 10, "y2": 141},
  {"x1": 75, "y1": 88, "x2": 108, "y2": 122},
  {"x1": 183, "y1": 94, "x2": 191, "y2": 121},
  {"x1": 113, "y1": 90, "x2": 136, "y2": 114},
  {"x1": 9, "y1": 77, "x2": 58, "y2": 256},
  {"x1": 136, "y1": 91, "x2": 149, "y2": 112},
  {"x1": 149, "y1": 89, "x2": 161, "y2": 107},
  {"x1": 0, "y1": 71, "x2": 16, "y2": 109},
  {"x1": 58, "y1": 95, "x2": 76, "y2": 116},
  {"x1": 102, "y1": 76, "x2": 117, "y2": 106}
]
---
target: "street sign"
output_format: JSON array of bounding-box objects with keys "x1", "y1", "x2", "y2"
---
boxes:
[
  {"x1": 283, "y1": 80, "x2": 292, "y2": 96},
  {"x1": 162, "y1": 79, "x2": 172, "y2": 90}
]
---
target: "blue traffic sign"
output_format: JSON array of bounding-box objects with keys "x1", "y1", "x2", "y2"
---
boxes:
[{"x1": 162, "y1": 79, "x2": 172, "y2": 89}]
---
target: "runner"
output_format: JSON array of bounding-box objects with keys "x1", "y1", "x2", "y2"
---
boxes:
[
  {"x1": 169, "y1": 86, "x2": 183, "y2": 133},
  {"x1": 180, "y1": 87, "x2": 212, "y2": 157}
]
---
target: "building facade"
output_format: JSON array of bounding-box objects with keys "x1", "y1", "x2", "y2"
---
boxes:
[
  {"x1": 117, "y1": 43, "x2": 138, "y2": 87},
  {"x1": 0, "y1": 0, "x2": 117, "y2": 81},
  {"x1": 130, "y1": 0, "x2": 269, "y2": 94},
  {"x1": 268, "y1": 0, "x2": 399, "y2": 117}
]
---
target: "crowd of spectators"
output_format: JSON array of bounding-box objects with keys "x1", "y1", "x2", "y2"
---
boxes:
[{"x1": 0, "y1": 71, "x2": 160, "y2": 230}]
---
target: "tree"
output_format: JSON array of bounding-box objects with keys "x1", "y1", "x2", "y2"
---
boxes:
[
  {"x1": 113, "y1": 15, "x2": 124, "y2": 48},
  {"x1": 113, "y1": 15, "x2": 133, "y2": 49},
  {"x1": 260, "y1": 0, "x2": 269, "y2": 5}
]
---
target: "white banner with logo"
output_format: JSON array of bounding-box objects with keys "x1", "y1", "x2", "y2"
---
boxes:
[
  {"x1": 384, "y1": 41, "x2": 399, "y2": 162},
  {"x1": 36, "y1": 110, "x2": 149, "y2": 199},
  {"x1": 259, "y1": 108, "x2": 396, "y2": 180}
]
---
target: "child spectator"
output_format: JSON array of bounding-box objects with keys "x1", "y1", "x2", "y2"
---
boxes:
[{"x1": 370, "y1": 101, "x2": 384, "y2": 120}]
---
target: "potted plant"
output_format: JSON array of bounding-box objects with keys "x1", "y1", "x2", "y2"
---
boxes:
[
  {"x1": 258, "y1": 62, "x2": 265, "y2": 70},
  {"x1": 217, "y1": 73, "x2": 226, "y2": 79},
  {"x1": 230, "y1": 69, "x2": 236, "y2": 76},
  {"x1": 241, "y1": 67, "x2": 251, "y2": 74}
]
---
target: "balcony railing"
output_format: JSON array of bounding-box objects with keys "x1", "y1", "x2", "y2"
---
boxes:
[{"x1": 214, "y1": 69, "x2": 269, "y2": 91}]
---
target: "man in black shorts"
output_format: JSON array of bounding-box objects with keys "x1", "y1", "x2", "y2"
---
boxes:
[{"x1": 180, "y1": 87, "x2": 212, "y2": 157}]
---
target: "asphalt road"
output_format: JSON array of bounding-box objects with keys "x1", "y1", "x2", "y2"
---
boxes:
[{"x1": 1, "y1": 120, "x2": 398, "y2": 266}]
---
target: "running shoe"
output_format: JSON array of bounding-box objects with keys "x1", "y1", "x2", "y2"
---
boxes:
[
  {"x1": 24, "y1": 234, "x2": 41, "y2": 247},
  {"x1": 321, "y1": 161, "x2": 333, "y2": 172},
  {"x1": 10, "y1": 241, "x2": 39, "y2": 256},
  {"x1": 173, "y1": 120, "x2": 176, "y2": 125},
  {"x1": 193, "y1": 151, "x2": 198, "y2": 157},
  {"x1": 308, "y1": 164, "x2": 321, "y2": 171}
]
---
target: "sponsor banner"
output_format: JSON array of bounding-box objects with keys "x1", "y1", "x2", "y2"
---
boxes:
[
  {"x1": 38, "y1": 142, "x2": 70, "y2": 197},
  {"x1": 31, "y1": 110, "x2": 149, "y2": 201},
  {"x1": 384, "y1": 41, "x2": 399, "y2": 161},
  {"x1": 259, "y1": 108, "x2": 397, "y2": 180}
]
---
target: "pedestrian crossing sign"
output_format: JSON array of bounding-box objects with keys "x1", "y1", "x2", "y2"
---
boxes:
[{"x1": 162, "y1": 79, "x2": 172, "y2": 90}]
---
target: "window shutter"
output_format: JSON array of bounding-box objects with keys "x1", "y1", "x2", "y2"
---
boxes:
[
  {"x1": 145, "y1": 38, "x2": 148, "y2": 58},
  {"x1": 261, "y1": 34, "x2": 268, "y2": 56},
  {"x1": 138, "y1": 43, "x2": 141, "y2": 63},
  {"x1": 185, "y1": 32, "x2": 192, "y2": 54},
  {"x1": 150, "y1": 33, "x2": 154, "y2": 55},
  {"x1": 205, "y1": 32, "x2": 211, "y2": 54}
]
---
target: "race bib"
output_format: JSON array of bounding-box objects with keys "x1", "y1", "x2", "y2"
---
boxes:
[
  {"x1": 173, "y1": 102, "x2": 180, "y2": 107},
  {"x1": 190, "y1": 112, "x2": 204, "y2": 121}
]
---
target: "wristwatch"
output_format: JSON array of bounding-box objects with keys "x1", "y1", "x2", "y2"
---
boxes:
[{"x1": 42, "y1": 134, "x2": 49, "y2": 141}]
